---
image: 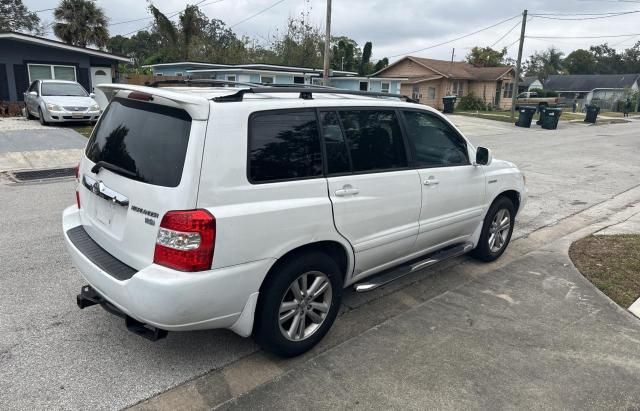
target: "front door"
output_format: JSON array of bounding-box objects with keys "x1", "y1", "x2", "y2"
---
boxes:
[
  {"x1": 495, "y1": 80, "x2": 502, "y2": 107},
  {"x1": 320, "y1": 109, "x2": 421, "y2": 280},
  {"x1": 90, "y1": 67, "x2": 112, "y2": 91},
  {"x1": 401, "y1": 110, "x2": 485, "y2": 252}
]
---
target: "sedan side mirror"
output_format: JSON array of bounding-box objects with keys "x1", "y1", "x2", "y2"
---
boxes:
[
  {"x1": 28, "y1": 91, "x2": 38, "y2": 96},
  {"x1": 89, "y1": 92, "x2": 96, "y2": 98},
  {"x1": 475, "y1": 146, "x2": 492, "y2": 166}
]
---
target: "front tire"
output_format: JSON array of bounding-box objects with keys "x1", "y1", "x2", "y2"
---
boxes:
[
  {"x1": 24, "y1": 106, "x2": 34, "y2": 120},
  {"x1": 472, "y1": 197, "x2": 515, "y2": 262},
  {"x1": 38, "y1": 108, "x2": 48, "y2": 126},
  {"x1": 253, "y1": 252, "x2": 343, "y2": 357}
]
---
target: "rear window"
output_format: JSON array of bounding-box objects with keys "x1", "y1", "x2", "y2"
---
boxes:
[
  {"x1": 85, "y1": 98, "x2": 192, "y2": 187},
  {"x1": 248, "y1": 110, "x2": 322, "y2": 183}
]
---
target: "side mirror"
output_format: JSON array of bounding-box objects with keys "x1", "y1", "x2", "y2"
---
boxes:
[
  {"x1": 475, "y1": 147, "x2": 492, "y2": 166},
  {"x1": 29, "y1": 91, "x2": 38, "y2": 96},
  {"x1": 89, "y1": 92, "x2": 96, "y2": 98}
]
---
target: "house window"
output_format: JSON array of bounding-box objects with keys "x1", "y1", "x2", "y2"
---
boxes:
[
  {"x1": 226, "y1": 74, "x2": 237, "y2": 82},
  {"x1": 294, "y1": 76, "x2": 305, "y2": 84},
  {"x1": 451, "y1": 80, "x2": 464, "y2": 96},
  {"x1": 28, "y1": 64, "x2": 76, "y2": 82},
  {"x1": 412, "y1": 86, "x2": 420, "y2": 101},
  {"x1": 503, "y1": 82, "x2": 514, "y2": 99},
  {"x1": 427, "y1": 87, "x2": 436, "y2": 100},
  {"x1": 261, "y1": 75, "x2": 274, "y2": 84},
  {"x1": 381, "y1": 82, "x2": 390, "y2": 93},
  {"x1": 175, "y1": 72, "x2": 183, "y2": 77},
  {"x1": 156, "y1": 73, "x2": 163, "y2": 77},
  {"x1": 359, "y1": 81, "x2": 369, "y2": 91},
  {"x1": 94, "y1": 70, "x2": 107, "y2": 76}
]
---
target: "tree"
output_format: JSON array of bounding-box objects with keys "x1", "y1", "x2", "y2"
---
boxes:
[
  {"x1": 358, "y1": 41, "x2": 372, "y2": 75},
  {"x1": 564, "y1": 49, "x2": 597, "y2": 74},
  {"x1": 589, "y1": 43, "x2": 623, "y2": 74},
  {"x1": 53, "y1": 0, "x2": 109, "y2": 48},
  {"x1": 622, "y1": 41, "x2": 640, "y2": 73},
  {"x1": 373, "y1": 58, "x2": 389, "y2": 73},
  {"x1": 0, "y1": 0, "x2": 42, "y2": 34},
  {"x1": 524, "y1": 47, "x2": 564, "y2": 81},
  {"x1": 466, "y1": 46, "x2": 507, "y2": 67},
  {"x1": 331, "y1": 37, "x2": 358, "y2": 71}
]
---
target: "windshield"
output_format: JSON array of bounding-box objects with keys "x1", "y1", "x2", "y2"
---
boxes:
[
  {"x1": 85, "y1": 98, "x2": 192, "y2": 187},
  {"x1": 41, "y1": 83, "x2": 88, "y2": 97}
]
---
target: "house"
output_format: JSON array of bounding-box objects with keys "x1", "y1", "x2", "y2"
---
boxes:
[
  {"x1": 0, "y1": 31, "x2": 129, "y2": 103},
  {"x1": 144, "y1": 62, "x2": 405, "y2": 92},
  {"x1": 543, "y1": 74, "x2": 640, "y2": 111},
  {"x1": 519, "y1": 76, "x2": 544, "y2": 93},
  {"x1": 372, "y1": 56, "x2": 516, "y2": 110}
]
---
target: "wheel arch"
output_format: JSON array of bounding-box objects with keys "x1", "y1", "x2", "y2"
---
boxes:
[
  {"x1": 260, "y1": 240, "x2": 353, "y2": 293},
  {"x1": 496, "y1": 189, "x2": 521, "y2": 214}
]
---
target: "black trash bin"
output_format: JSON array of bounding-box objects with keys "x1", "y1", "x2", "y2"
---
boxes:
[
  {"x1": 442, "y1": 96, "x2": 457, "y2": 113},
  {"x1": 584, "y1": 104, "x2": 600, "y2": 123},
  {"x1": 540, "y1": 107, "x2": 562, "y2": 130},
  {"x1": 515, "y1": 106, "x2": 537, "y2": 128}
]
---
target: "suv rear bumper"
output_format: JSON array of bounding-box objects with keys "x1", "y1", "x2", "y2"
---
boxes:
[{"x1": 62, "y1": 206, "x2": 273, "y2": 334}]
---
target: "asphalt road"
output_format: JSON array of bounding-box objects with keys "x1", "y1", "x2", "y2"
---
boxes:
[{"x1": 1, "y1": 118, "x2": 639, "y2": 410}]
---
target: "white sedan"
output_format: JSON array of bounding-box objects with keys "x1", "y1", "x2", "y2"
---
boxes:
[{"x1": 24, "y1": 79, "x2": 101, "y2": 125}]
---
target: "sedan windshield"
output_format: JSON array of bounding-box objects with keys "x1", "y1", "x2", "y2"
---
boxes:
[{"x1": 41, "y1": 83, "x2": 88, "y2": 97}]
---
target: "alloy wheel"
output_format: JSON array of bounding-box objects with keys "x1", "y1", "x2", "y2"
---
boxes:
[
  {"x1": 488, "y1": 208, "x2": 511, "y2": 253},
  {"x1": 278, "y1": 271, "x2": 332, "y2": 341}
]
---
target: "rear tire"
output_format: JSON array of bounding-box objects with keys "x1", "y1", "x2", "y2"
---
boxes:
[
  {"x1": 253, "y1": 252, "x2": 343, "y2": 357},
  {"x1": 471, "y1": 197, "x2": 515, "y2": 262}
]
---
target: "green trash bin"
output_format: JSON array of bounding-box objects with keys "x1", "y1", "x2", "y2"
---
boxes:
[
  {"x1": 540, "y1": 107, "x2": 562, "y2": 130},
  {"x1": 442, "y1": 96, "x2": 457, "y2": 114},
  {"x1": 584, "y1": 104, "x2": 600, "y2": 123},
  {"x1": 515, "y1": 106, "x2": 537, "y2": 128}
]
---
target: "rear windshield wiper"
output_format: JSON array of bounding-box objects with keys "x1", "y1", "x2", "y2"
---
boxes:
[{"x1": 91, "y1": 161, "x2": 138, "y2": 179}]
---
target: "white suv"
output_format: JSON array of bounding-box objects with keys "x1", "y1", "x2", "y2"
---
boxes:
[{"x1": 63, "y1": 82, "x2": 526, "y2": 357}]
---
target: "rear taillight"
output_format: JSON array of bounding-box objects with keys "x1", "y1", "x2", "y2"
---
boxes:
[
  {"x1": 76, "y1": 191, "x2": 81, "y2": 209},
  {"x1": 153, "y1": 209, "x2": 215, "y2": 272}
]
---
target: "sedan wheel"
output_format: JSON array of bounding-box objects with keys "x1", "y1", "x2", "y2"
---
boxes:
[
  {"x1": 278, "y1": 271, "x2": 332, "y2": 341},
  {"x1": 38, "y1": 108, "x2": 48, "y2": 126}
]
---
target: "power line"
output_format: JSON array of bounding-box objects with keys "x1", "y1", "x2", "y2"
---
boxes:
[
  {"x1": 388, "y1": 14, "x2": 521, "y2": 58},
  {"x1": 530, "y1": 10, "x2": 640, "y2": 20},
  {"x1": 490, "y1": 20, "x2": 523, "y2": 48},
  {"x1": 229, "y1": 0, "x2": 287, "y2": 29},
  {"x1": 527, "y1": 33, "x2": 640, "y2": 39}
]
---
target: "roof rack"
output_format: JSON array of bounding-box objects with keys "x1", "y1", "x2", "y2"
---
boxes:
[
  {"x1": 212, "y1": 87, "x2": 418, "y2": 103},
  {"x1": 147, "y1": 79, "x2": 259, "y2": 88}
]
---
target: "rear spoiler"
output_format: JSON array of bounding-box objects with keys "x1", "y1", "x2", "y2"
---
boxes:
[{"x1": 96, "y1": 83, "x2": 210, "y2": 120}]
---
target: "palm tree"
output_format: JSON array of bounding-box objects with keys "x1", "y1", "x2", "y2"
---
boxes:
[
  {"x1": 53, "y1": 0, "x2": 109, "y2": 48},
  {"x1": 149, "y1": 5, "x2": 201, "y2": 61}
]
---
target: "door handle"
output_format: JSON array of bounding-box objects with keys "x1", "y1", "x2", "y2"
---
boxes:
[
  {"x1": 423, "y1": 177, "x2": 440, "y2": 186},
  {"x1": 335, "y1": 185, "x2": 360, "y2": 197}
]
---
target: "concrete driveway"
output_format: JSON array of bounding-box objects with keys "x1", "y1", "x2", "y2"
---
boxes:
[
  {"x1": 0, "y1": 117, "x2": 86, "y2": 171},
  {"x1": 1, "y1": 116, "x2": 639, "y2": 410}
]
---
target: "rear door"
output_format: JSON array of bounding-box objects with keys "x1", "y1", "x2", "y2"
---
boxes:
[
  {"x1": 78, "y1": 96, "x2": 207, "y2": 270},
  {"x1": 401, "y1": 109, "x2": 485, "y2": 251},
  {"x1": 322, "y1": 109, "x2": 421, "y2": 279}
]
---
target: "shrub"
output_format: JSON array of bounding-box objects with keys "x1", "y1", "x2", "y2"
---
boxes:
[{"x1": 457, "y1": 92, "x2": 487, "y2": 111}]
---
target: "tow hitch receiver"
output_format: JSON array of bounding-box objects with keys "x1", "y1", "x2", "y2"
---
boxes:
[{"x1": 76, "y1": 285, "x2": 168, "y2": 341}]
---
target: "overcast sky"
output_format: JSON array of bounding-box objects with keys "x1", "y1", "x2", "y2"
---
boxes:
[{"x1": 24, "y1": 0, "x2": 640, "y2": 63}]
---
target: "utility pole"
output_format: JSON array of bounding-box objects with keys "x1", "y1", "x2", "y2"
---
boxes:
[
  {"x1": 511, "y1": 9, "x2": 528, "y2": 120},
  {"x1": 323, "y1": 0, "x2": 332, "y2": 86}
]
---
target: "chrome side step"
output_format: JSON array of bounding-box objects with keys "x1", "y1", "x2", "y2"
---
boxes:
[{"x1": 353, "y1": 243, "x2": 474, "y2": 293}]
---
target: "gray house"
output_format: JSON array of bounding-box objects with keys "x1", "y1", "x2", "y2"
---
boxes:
[
  {"x1": 544, "y1": 74, "x2": 640, "y2": 110},
  {"x1": 0, "y1": 31, "x2": 129, "y2": 103}
]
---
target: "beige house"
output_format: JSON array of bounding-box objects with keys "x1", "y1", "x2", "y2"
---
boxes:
[{"x1": 374, "y1": 56, "x2": 516, "y2": 110}]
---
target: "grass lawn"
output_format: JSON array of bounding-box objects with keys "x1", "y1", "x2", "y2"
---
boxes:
[
  {"x1": 57, "y1": 123, "x2": 94, "y2": 138},
  {"x1": 456, "y1": 110, "x2": 585, "y2": 123},
  {"x1": 569, "y1": 235, "x2": 640, "y2": 308}
]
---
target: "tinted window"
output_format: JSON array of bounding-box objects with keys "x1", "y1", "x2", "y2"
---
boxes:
[
  {"x1": 41, "y1": 82, "x2": 87, "y2": 97},
  {"x1": 319, "y1": 111, "x2": 350, "y2": 174},
  {"x1": 85, "y1": 98, "x2": 192, "y2": 187},
  {"x1": 339, "y1": 110, "x2": 407, "y2": 172},
  {"x1": 402, "y1": 111, "x2": 469, "y2": 167},
  {"x1": 249, "y1": 111, "x2": 322, "y2": 183}
]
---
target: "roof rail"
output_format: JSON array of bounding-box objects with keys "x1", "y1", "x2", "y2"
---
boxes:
[
  {"x1": 148, "y1": 79, "x2": 259, "y2": 88},
  {"x1": 258, "y1": 83, "x2": 336, "y2": 89},
  {"x1": 212, "y1": 87, "x2": 418, "y2": 103}
]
